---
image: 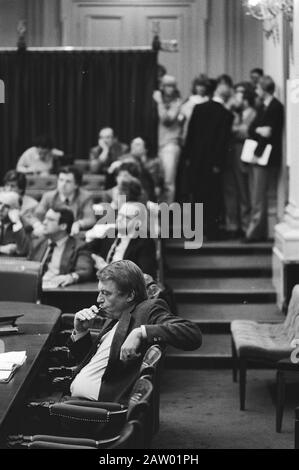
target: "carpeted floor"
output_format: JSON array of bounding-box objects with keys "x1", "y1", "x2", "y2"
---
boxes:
[{"x1": 151, "y1": 369, "x2": 299, "y2": 449}]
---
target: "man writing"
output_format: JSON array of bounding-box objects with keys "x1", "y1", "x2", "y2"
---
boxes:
[{"x1": 68, "y1": 260, "x2": 202, "y2": 403}]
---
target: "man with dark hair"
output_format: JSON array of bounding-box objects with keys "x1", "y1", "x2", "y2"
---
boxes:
[
  {"x1": 14, "y1": 207, "x2": 94, "y2": 287},
  {"x1": 34, "y1": 166, "x2": 96, "y2": 235},
  {"x1": 68, "y1": 260, "x2": 202, "y2": 403},
  {"x1": 245, "y1": 75, "x2": 284, "y2": 242},
  {"x1": 16, "y1": 135, "x2": 64, "y2": 176},
  {"x1": 3, "y1": 170, "x2": 38, "y2": 228},
  {"x1": 250, "y1": 68, "x2": 264, "y2": 88}
]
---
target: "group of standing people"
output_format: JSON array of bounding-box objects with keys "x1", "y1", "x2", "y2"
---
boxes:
[{"x1": 154, "y1": 67, "x2": 284, "y2": 242}]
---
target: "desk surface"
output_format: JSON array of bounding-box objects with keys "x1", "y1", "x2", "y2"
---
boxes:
[
  {"x1": 0, "y1": 302, "x2": 61, "y2": 334},
  {"x1": 0, "y1": 303, "x2": 61, "y2": 435}
]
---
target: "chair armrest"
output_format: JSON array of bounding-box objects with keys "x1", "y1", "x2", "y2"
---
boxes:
[
  {"x1": 49, "y1": 402, "x2": 111, "y2": 422},
  {"x1": 63, "y1": 399, "x2": 125, "y2": 412},
  {"x1": 277, "y1": 358, "x2": 299, "y2": 371}
]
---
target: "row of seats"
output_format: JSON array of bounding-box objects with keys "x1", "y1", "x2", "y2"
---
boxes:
[
  {"x1": 26, "y1": 172, "x2": 106, "y2": 201},
  {"x1": 8, "y1": 343, "x2": 164, "y2": 449}
]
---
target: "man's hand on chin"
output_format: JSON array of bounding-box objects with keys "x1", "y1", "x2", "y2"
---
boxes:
[{"x1": 120, "y1": 328, "x2": 143, "y2": 362}]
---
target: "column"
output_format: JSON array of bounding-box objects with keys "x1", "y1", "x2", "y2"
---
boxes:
[{"x1": 273, "y1": 0, "x2": 299, "y2": 308}]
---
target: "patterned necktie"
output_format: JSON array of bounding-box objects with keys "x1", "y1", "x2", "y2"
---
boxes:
[
  {"x1": 42, "y1": 241, "x2": 56, "y2": 276},
  {"x1": 106, "y1": 237, "x2": 122, "y2": 264}
]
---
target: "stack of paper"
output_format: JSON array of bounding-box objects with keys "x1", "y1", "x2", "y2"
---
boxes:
[
  {"x1": 0, "y1": 314, "x2": 23, "y2": 336},
  {"x1": 0, "y1": 351, "x2": 27, "y2": 383}
]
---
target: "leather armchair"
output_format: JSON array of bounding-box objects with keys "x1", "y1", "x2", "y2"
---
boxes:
[{"x1": 8, "y1": 377, "x2": 152, "y2": 449}]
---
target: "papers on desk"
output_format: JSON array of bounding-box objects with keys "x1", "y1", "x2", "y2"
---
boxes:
[
  {"x1": 0, "y1": 351, "x2": 27, "y2": 383},
  {"x1": 0, "y1": 314, "x2": 23, "y2": 336},
  {"x1": 240, "y1": 139, "x2": 272, "y2": 166}
]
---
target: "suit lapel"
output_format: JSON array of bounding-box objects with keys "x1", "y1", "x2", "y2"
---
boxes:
[
  {"x1": 123, "y1": 238, "x2": 137, "y2": 261},
  {"x1": 104, "y1": 309, "x2": 132, "y2": 378},
  {"x1": 60, "y1": 237, "x2": 74, "y2": 274}
]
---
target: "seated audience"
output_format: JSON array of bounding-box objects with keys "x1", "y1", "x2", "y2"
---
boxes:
[
  {"x1": 3, "y1": 170, "x2": 38, "y2": 230},
  {"x1": 34, "y1": 166, "x2": 96, "y2": 236},
  {"x1": 102, "y1": 160, "x2": 149, "y2": 206},
  {"x1": 87, "y1": 197, "x2": 157, "y2": 279},
  {"x1": 14, "y1": 207, "x2": 94, "y2": 287},
  {"x1": 89, "y1": 127, "x2": 128, "y2": 175},
  {"x1": 0, "y1": 191, "x2": 27, "y2": 256},
  {"x1": 16, "y1": 135, "x2": 64, "y2": 176},
  {"x1": 122, "y1": 137, "x2": 164, "y2": 201},
  {"x1": 67, "y1": 260, "x2": 202, "y2": 403}
]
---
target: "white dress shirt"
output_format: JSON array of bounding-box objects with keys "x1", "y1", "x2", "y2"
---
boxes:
[
  {"x1": 70, "y1": 322, "x2": 119, "y2": 400},
  {"x1": 106, "y1": 236, "x2": 131, "y2": 263}
]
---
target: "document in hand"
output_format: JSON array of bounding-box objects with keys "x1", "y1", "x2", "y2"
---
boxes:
[
  {"x1": 240, "y1": 139, "x2": 272, "y2": 166},
  {"x1": 0, "y1": 351, "x2": 27, "y2": 383}
]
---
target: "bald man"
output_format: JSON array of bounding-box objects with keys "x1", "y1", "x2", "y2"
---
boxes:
[{"x1": 0, "y1": 191, "x2": 27, "y2": 256}]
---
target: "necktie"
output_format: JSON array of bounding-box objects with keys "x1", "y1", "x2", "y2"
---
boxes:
[
  {"x1": 65, "y1": 198, "x2": 70, "y2": 206},
  {"x1": 42, "y1": 241, "x2": 56, "y2": 276},
  {"x1": 106, "y1": 237, "x2": 122, "y2": 264}
]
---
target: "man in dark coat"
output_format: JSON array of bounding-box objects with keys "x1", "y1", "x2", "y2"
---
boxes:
[
  {"x1": 183, "y1": 82, "x2": 234, "y2": 240},
  {"x1": 245, "y1": 75, "x2": 284, "y2": 242}
]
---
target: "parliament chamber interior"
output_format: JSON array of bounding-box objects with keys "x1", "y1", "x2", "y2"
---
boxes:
[{"x1": 0, "y1": 0, "x2": 299, "y2": 452}]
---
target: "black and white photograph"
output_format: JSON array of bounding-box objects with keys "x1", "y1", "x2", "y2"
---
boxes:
[{"x1": 0, "y1": 0, "x2": 298, "y2": 454}]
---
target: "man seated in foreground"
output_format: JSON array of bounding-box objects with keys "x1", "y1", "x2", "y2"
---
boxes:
[
  {"x1": 14, "y1": 207, "x2": 94, "y2": 287},
  {"x1": 68, "y1": 260, "x2": 202, "y2": 403}
]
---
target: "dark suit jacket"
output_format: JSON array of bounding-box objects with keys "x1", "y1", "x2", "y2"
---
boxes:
[
  {"x1": 183, "y1": 100, "x2": 233, "y2": 200},
  {"x1": 0, "y1": 222, "x2": 28, "y2": 256},
  {"x1": 249, "y1": 97, "x2": 284, "y2": 167},
  {"x1": 86, "y1": 236, "x2": 157, "y2": 279},
  {"x1": 68, "y1": 298, "x2": 202, "y2": 403},
  {"x1": 34, "y1": 189, "x2": 96, "y2": 230},
  {"x1": 15, "y1": 229, "x2": 94, "y2": 282}
]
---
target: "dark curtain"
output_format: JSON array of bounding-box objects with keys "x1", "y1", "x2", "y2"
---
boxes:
[{"x1": 0, "y1": 50, "x2": 157, "y2": 179}]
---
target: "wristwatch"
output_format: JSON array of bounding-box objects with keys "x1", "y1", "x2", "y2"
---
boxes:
[{"x1": 71, "y1": 272, "x2": 79, "y2": 283}]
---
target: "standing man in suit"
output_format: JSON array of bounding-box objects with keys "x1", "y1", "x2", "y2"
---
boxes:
[
  {"x1": 184, "y1": 80, "x2": 234, "y2": 240},
  {"x1": 245, "y1": 75, "x2": 284, "y2": 242},
  {"x1": 14, "y1": 207, "x2": 94, "y2": 287},
  {"x1": 69, "y1": 260, "x2": 202, "y2": 403}
]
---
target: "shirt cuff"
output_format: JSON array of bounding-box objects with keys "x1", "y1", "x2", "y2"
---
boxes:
[
  {"x1": 140, "y1": 325, "x2": 147, "y2": 340},
  {"x1": 71, "y1": 329, "x2": 89, "y2": 342}
]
